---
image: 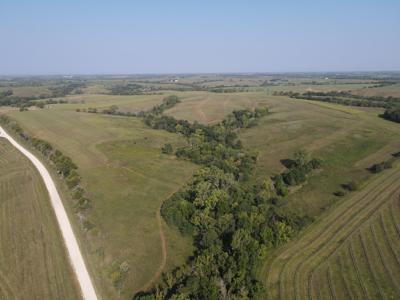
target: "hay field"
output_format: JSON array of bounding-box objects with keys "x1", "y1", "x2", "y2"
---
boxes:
[
  {"x1": 266, "y1": 163, "x2": 400, "y2": 300},
  {"x1": 0, "y1": 139, "x2": 81, "y2": 300}
]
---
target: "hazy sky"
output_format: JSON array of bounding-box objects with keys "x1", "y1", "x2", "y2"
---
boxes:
[{"x1": 1, "y1": 0, "x2": 399, "y2": 74}]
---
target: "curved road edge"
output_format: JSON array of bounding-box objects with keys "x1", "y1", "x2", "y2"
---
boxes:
[{"x1": 0, "y1": 126, "x2": 98, "y2": 300}]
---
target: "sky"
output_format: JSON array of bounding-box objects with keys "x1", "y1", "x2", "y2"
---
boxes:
[{"x1": 0, "y1": 0, "x2": 399, "y2": 74}]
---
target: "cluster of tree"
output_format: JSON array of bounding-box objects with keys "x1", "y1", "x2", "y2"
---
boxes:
[
  {"x1": 140, "y1": 166, "x2": 311, "y2": 300},
  {"x1": 49, "y1": 82, "x2": 86, "y2": 97},
  {"x1": 274, "y1": 91, "x2": 400, "y2": 109},
  {"x1": 0, "y1": 95, "x2": 41, "y2": 107},
  {"x1": 208, "y1": 87, "x2": 250, "y2": 93},
  {"x1": 79, "y1": 105, "x2": 136, "y2": 117},
  {"x1": 79, "y1": 95, "x2": 182, "y2": 118},
  {"x1": 0, "y1": 89, "x2": 13, "y2": 98},
  {"x1": 222, "y1": 107, "x2": 269, "y2": 129},
  {"x1": 135, "y1": 103, "x2": 315, "y2": 299},
  {"x1": 161, "y1": 143, "x2": 173, "y2": 154},
  {"x1": 369, "y1": 160, "x2": 393, "y2": 173},
  {"x1": 107, "y1": 83, "x2": 144, "y2": 95},
  {"x1": 0, "y1": 91, "x2": 67, "y2": 109},
  {"x1": 138, "y1": 95, "x2": 181, "y2": 116},
  {"x1": 144, "y1": 108, "x2": 268, "y2": 179},
  {"x1": 382, "y1": 107, "x2": 400, "y2": 123},
  {"x1": 0, "y1": 114, "x2": 91, "y2": 213},
  {"x1": 272, "y1": 150, "x2": 321, "y2": 196}
]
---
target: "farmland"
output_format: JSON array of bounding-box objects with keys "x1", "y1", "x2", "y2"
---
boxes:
[
  {"x1": 0, "y1": 73, "x2": 399, "y2": 299},
  {"x1": 266, "y1": 162, "x2": 400, "y2": 300},
  {"x1": 0, "y1": 139, "x2": 80, "y2": 300},
  {"x1": 6, "y1": 108, "x2": 197, "y2": 298}
]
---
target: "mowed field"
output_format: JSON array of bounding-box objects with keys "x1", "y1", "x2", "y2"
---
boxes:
[
  {"x1": 7, "y1": 107, "x2": 197, "y2": 299},
  {"x1": 352, "y1": 83, "x2": 400, "y2": 98},
  {"x1": 266, "y1": 162, "x2": 400, "y2": 300},
  {"x1": 0, "y1": 139, "x2": 80, "y2": 300}
]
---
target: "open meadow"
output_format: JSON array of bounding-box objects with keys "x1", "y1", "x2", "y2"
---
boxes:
[{"x1": 0, "y1": 139, "x2": 81, "y2": 300}]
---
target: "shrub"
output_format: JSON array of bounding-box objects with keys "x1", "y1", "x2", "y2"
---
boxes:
[
  {"x1": 344, "y1": 181, "x2": 359, "y2": 191},
  {"x1": 161, "y1": 143, "x2": 173, "y2": 154},
  {"x1": 334, "y1": 190, "x2": 346, "y2": 197},
  {"x1": 369, "y1": 160, "x2": 393, "y2": 173}
]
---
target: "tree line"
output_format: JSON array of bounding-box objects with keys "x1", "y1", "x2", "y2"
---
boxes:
[
  {"x1": 79, "y1": 95, "x2": 182, "y2": 118},
  {"x1": 0, "y1": 115, "x2": 94, "y2": 228},
  {"x1": 0, "y1": 81, "x2": 85, "y2": 109},
  {"x1": 275, "y1": 90, "x2": 400, "y2": 109}
]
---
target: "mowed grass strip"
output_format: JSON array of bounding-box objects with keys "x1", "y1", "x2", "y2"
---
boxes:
[
  {"x1": 266, "y1": 164, "x2": 400, "y2": 300},
  {"x1": 0, "y1": 140, "x2": 80, "y2": 300}
]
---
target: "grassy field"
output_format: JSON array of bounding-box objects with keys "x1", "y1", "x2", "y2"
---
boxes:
[
  {"x1": 0, "y1": 139, "x2": 80, "y2": 300},
  {"x1": 0, "y1": 85, "x2": 52, "y2": 97},
  {"x1": 164, "y1": 91, "x2": 268, "y2": 124},
  {"x1": 240, "y1": 96, "x2": 400, "y2": 216},
  {"x1": 7, "y1": 108, "x2": 197, "y2": 299},
  {"x1": 263, "y1": 83, "x2": 375, "y2": 94},
  {"x1": 265, "y1": 162, "x2": 400, "y2": 300}
]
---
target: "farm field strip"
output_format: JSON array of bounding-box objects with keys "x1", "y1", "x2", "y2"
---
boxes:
[
  {"x1": 0, "y1": 139, "x2": 81, "y2": 300},
  {"x1": 267, "y1": 164, "x2": 400, "y2": 300},
  {"x1": 0, "y1": 127, "x2": 98, "y2": 300}
]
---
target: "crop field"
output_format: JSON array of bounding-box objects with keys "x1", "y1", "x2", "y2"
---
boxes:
[
  {"x1": 7, "y1": 108, "x2": 197, "y2": 299},
  {"x1": 352, "y1": 83, "x2": 400, "y2": 98},
  {"x1": 266, "y1": 162, "x2": 400, "y2": 300},
  {"x1": 0, "y1": 139, "x2": 80, "y2": 300}
]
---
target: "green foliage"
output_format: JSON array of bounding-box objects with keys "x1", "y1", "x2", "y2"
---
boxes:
[
  {"x1": 344, "y1": 180, "x2": 359, "y2": 191},
  {"x1": 382, "y1": 107, "x2": 400, "y2": 123},
  {"x1": 144, "y1": 107, "x2": 266, "y2": 179},
  {"x1": 108, "y1": 83, "x2": 143, "y2": 95},
  {"x1": 369, "y1": 161, "x2": 392, "y2": 173},
  {"x1": 276, "y1": 90, "x2": 400, "y2": 109},
  {"x1": 161, "y1": 143, "x2": 174, "y2": 155},
  {"x1": 156, "y1": 165, "x2": 305, "y2": 299},
  {"x1": 280, "y1": 155, "x2": 321, "y2": 186},
  {"x1": 136, "y1": 102, "x2": 313, "y2": 299},
  {"x1": 145, "y1": 95, "x2": 181, "y2": 116},
  {"x1": 0, "y1": 89, "x2": 13, "y2": 98},
  {"x1": 0, "y1": 94, "x2": 67, "y2": 108},
  {"x1": 49, "y1": 82, "x2": 86, "y2": 97},
  {"x1": 222, "y1": 107, "x2": 269, "y2": 129},
  {"x1": 0, "y1": 115, "x2": 91, "y2": 214},
  {"x1": 333, "y1": 190, "x2": 346, "y2": 197},
  {"x1": 273, "y1": 175, "x2": 288, "y2": 197}
]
